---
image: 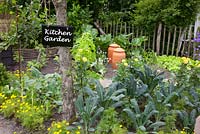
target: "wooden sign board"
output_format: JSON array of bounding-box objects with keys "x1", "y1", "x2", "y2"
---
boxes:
[{"x1": 42, "y1": 25, "x2": 73, "y2": 47}]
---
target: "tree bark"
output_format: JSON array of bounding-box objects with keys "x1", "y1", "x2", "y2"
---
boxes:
[
  {"x1": 57, "y1": 47, "x2": 75, "y2": 121},
  {"x1": 52, "y1": 0, "x2": 67, "y2": 26},
  {"x1": 52, "y1": 0, "x2": 75, "y2": 121}
]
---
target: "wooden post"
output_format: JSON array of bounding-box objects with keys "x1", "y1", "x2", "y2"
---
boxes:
[
  {"x1": 156, "y1": 22, "x2": 162, "y2": 55},
  {"x1": 176, "y1": 27, "x2": 187, "y2": 56},
  {"x1": 162, "y1": 26, "x2": 166, "y2": 55},
  {"x1": 167, "y1": 30, "x2": 171, "y2": 55},
  {"x1": 152, "y1": 27, "x2": 156, "y2": 51},
  {"x1": 171, "y1": 26, "x2": 177, "y2": 55}
]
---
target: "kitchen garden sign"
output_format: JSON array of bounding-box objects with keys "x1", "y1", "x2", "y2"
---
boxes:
[{"x1": 42, "y1": 25, "x2": 73, "y2": 47}]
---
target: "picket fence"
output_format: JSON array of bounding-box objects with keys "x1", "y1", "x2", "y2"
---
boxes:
[{"x1": 98, "y1": 21, "x2": 196, "y2": 58}]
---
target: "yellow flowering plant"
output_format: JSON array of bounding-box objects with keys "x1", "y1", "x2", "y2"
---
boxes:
[
  {"x1": 48, "y1": 120, "x2": 82, "y2": 134},
  {"x1": 15, "y1": 103, "x2": 47, "y2": 130},
  {"x1": 0, "y1": 92, "x2": 7, "y2": 105},
  {"x1": 0, "y1": 94, "x2": 20, "y2": 118}
]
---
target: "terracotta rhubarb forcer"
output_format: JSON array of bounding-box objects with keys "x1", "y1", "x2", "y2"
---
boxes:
[
  {"x1": 107, "y1": 43, "x2": 120, "y2": 63},
  {"x1": 112, "y1": 48, "x2": 126, "y2": 69}
]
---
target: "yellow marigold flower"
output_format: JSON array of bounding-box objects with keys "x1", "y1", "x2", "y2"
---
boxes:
[
  {"x1": 66, "y1": 122, "x2": 69, "y2": 126},
  {"x1": 11, "y1": 94, "x2": 16, "y2": 99},
  {"x1": 134, "y1": 58, "x2": 139, "y2": 62},
  {"x1": 181, "y1": 57, "x2": 189, "y2": 64},
  {"x1": 122, "y1": 59, "x2": 126, "y2": 63},
  {"x1": 66, "y1": 131, "x2": 70, "y2": 134},
  {"x1": 82, "y1": 57, "x2": 87, "y2": 62},
  {"x1": 57, "y1": 124, "x2": 61, "y2": 129},
  {"x1": 197, "y1": 64, "x2": 200, "y2": 67},
  {"x1": 123, "y1": 62, "x2": 128, "y2": 67},
  {"x1": 75, "y1": 131, "x2": 80, "y2": 134},
  {"x1": 119, "y1": 125, "x2": 123, "y2": 128},
  {"x1": 15, "y1": 73, "x2": 20, "y2": 77},
  {"x1": 13, "y1": 132, "x2": 17, "y2": 134},
  {"x1": 47, "y1": 127, "x2": 51, "y2": 131},
  {"x1": 78, "y1": 126, "x2": 81, "y2": 130}
]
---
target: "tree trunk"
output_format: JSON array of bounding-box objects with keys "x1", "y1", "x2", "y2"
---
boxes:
[
  {"x1": 57, "y1": 47, "x2": 75, "y2": 121},
  {"x1": 52, "y1": 0, "x2": 75, "y2": 121},
  {"x1": 52, "y1": 0, "x2": 67, "y2": 26}
]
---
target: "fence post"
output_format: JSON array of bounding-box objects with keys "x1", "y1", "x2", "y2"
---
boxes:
[
  {"x1": 156, "y1": 23, "x2": 162, "y2": 55},
  {"x1": 162, "y1": 26, "x2": 166, "y2": 55},
  {"x1": 171, "y1": 26, "x2": 177, "y2": 55}
]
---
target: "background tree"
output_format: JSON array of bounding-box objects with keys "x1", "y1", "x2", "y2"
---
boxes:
[
  {"x1": 52, "y1": 0, "x2": 75, "y2": 121},
  {"x1": 133, "y1": 0, "x2": 200, "y2": 30}
]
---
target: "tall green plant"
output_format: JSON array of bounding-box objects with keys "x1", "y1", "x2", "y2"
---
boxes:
[
  {"x1": 84, "y1": 79, "x2": 126, "y2": 109},
  {"x1": 95, "y1": 107, "x2": 128, "y2": 134},
  {"x1": 123, "y1": 98, "x2": 165, "y2": 132},
  {"x1": 75, "y1": 95, "x2": 104, "y2": 134}
]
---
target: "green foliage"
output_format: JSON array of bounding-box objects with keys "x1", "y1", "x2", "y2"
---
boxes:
[
  {"x1": 161, "y1": 112, "x2": 177, "y2": 133},
  {"x1": 95, "y1": 107, "x2": 128, "y2": 134},
  {"x1": 75, "y1": 95, "x2": 104, "y2": 134},
  {"x1": 113, "y1": 35, "x2": 147, "y2": 58},
  {"x1": 132, "y1": 64, "x2": 164, "y2": 92},
  {"x1": 68, "y1": 4, "x2": 93, "y2": 34},
  {"x1": 177, "y1": 110, "x2": 197, "y2": 132},
  {"x1": 0, "y1": 0, "x2": 16, "y2": 14},
  {"x1": 72, "y1": 32, "x2": 96, "y2": 63},
  {"x1": 95, "y1": 34, "x2": 112, "y2": 52},
  {"x1": 0, "y1": 0, "x2": 56, "y2": 50},
  {"x1": 8, "y1": 67, "x2": 62, "y2": 108},
  {"x1": 15, "y1": 103, "x2": 47, "y2": 130},
  {"x1": 27, "y1": 43, "x2": 47, "y2": 69},
  {"x1": 123, "y1": 98, "x2": 165, "y2": 132},
  {"x1": 0, "y1": 92, "x2": 6, "y2": 105},
  {"x1": 48, "y1": 120, "x2": 82, "y2": 134},
  {"x1": 133, "y1": 0, "x2": 200, "y2": 28},
  {"x1": 0, "y1": 63, "x2": 10, "y2": 86},
  {"x1": 23, "y1": 67, "x2": 62, "y2": 106},
  {"x1": 84, "y1": 79, "x2": 126, "y2": 109},
  {"x1": 156, "y1": 55, "x2": 182, "y2": 72},
  {"x1": 175, "y1": 60, "x2": 200, "y2": 88},
  {"x1": 0, "y1": 94, "x2": 20, "y2": 118}
]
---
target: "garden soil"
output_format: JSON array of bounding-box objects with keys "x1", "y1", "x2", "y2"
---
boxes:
[{"x1": 0, "y1": 64, "x2": 116, "y2": 134}]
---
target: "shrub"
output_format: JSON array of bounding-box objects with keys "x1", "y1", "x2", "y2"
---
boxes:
[
  {"x1": 0, "y1": 94, "x2": 20, "y2": 118},
  {"x1": 0, "y1": 63, "x2": 10, "y2": 87},
  {"x1": 15, "y1": 102, "x2": 48, "y2": 130},
  {"x1": 48, "y1": 120, "x2": 82, "y2": 134}
]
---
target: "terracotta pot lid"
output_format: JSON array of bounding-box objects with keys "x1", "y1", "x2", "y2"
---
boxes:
[
  {"x1": 109, "y1": 43, "x2": 120, "y2": 47},
  {"x1": 114, "y1": 48, "x2": 125, "y2": 52}
]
